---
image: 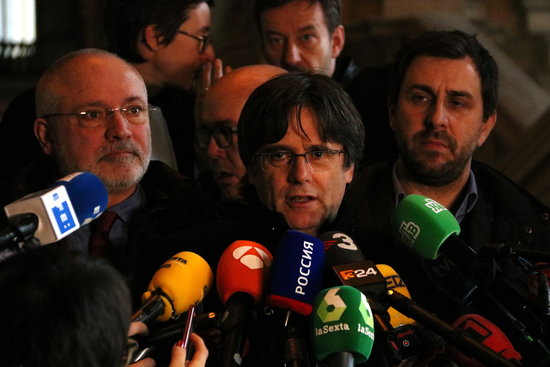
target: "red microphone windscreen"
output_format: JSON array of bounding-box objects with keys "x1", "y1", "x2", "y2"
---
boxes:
[
  {"x1": 449, "y1": 314, "x2": 521, "y2": 366},
  {"x1": 216, "y1": 240, "x2": 273, "y2": 305}
]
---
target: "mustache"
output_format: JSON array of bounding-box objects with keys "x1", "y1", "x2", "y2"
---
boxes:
[
  {"x1": 99, "y1": 140, "x2": 143, "y2": 157},
  {"x1": 413, "y1": 128, "x2": 457, "y2": 151}
]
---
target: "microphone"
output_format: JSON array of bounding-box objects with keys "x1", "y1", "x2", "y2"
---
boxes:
[
  {"x1": 216, "y1": 240, "x2": 273, "y2": 367},
  {"x1": 2, "y1": 172, "x2": 107, "y2": 248},
  {"x1": 324, "y1": 235, "x2": 518, "y2": 367},
  {"x1": 390, "y1": 194, "x2": 472, "y2": 262},
  {"x1": 132, "y1": 251, "x2": 213, "y2": 324},
  {"x1": 267, "y1": 230, "x2": 325, "y2": 316},
  {"x1": 264, "y1": 230, "x2": 325, "y2": 367},
  {"x1": 449, "y1": 314, "x2": 522, "y2": 367},
  {"x1": 50, "y1": 171, "x2": 108, "y2": 225},
  {"x1": 390, "y1": 194, "x2": 550, "y2": 360},
  {"x1": 311, "y1": 285, "x2": 375, "y2": 367},
  {"x1": 376, "y1": 264, "x2": 415, "y2": 328},
  {"x1": 321, "y1": 233, "x2": 424, "y2": 363}
]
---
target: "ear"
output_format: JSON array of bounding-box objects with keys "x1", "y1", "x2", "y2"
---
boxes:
[
  {"x1": 477, "y1": 111, "x2": 497, "y2": 147},
  {"x1": 34, "y1": 118, "x2": 54, "y2": 155},
  {"x1": 344, "y1": 163, "x2": 354, "y2": 184},
  {"x1": 143, "y1": 24, "x2": 163, "y2": 51},
  {"x1": 330, "y1": 25, "x2": 345, "y2": 58},
  {"x1": 388, "y1": 102, "x2": 397, "y2": 132}
]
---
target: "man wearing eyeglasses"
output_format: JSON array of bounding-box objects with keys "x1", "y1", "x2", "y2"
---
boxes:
[
  {"x1": 7, "y1": 49, "x2": 218, "y2": 312},
  {"x1": 236, "y1": 71, "x2": 363, "y2": 238},
  {"x1": 197, "y1": 65, "x2": 286, "y2": 203}
]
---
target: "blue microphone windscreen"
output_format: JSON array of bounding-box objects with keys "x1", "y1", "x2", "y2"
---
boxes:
[
  {"x1": 52, "y1": 172, "x2": 108, "y2": 225},
  {"x1": 267, "y1": 230, "x2": 325, "y2": 315}
]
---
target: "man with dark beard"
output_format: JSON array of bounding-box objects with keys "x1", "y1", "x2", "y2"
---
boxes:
[
  {"x1": 2, "y1": 49, "x2": 218, "y2": 307},
  {"x1": 346, "y1": 30, "x2": 550, "y2": 363}
]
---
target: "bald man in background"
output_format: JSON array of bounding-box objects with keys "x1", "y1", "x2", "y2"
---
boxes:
[{"x1": 197, "y1": 65, "x2": 286, "y2": 203}]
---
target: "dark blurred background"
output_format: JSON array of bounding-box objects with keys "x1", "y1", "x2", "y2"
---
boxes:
[{"x1": 1, "y1": 0, "x2": 548, "y2": 205}]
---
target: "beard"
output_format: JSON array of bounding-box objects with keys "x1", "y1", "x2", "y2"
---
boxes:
[
  {"x1": 53, "y1": 139, "x2": 151, "y2": 193},
  {"x1": 395, "y1": 127, "x2": 475, "y2": 186}
]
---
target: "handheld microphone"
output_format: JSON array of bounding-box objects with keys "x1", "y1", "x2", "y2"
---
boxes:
[
  {"x1": 325, "y1": 238, "x2": 517, "y2": 367},
  {"x1": 390, "y1": 194, "x2": 550, "y2": 358},
  {"x1": 311, "y1": 286, "x2": 375, "y2": 367},
  {"x1": 449, "y1": 314, "x2": 522, "y2": 367},
  {"x1": 264, "y1": 230, "x2": 325, "y2": 367},
  {"x1": 390, "y1": 194, "x2": 473, "y2": 262},
  {"x1": 132, "y1": 251, "x2": 213, "y2": 324},
  {"x1": 50, "y1": 171, "x2": 108, "y2": 225},
  {"x1": 323, "y1": 236, "x2": 424, "y2": 363},
  {"x1": 2, "y1": 172, "x2": 107, "y2": 247},
  {"x1": 267, "y1": 230, "x2": 325, "y2": 316},
  {"x1": 216, "y1": 240, "x2": 273, "y2": 367}
]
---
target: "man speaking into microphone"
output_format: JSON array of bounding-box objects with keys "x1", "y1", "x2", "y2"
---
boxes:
[
  {"x1": 200, "y1": 71, "x2": 364, "y2": 366},
  {"x1": 0, "y1": 49, "x2": 218, "y2": 303}
]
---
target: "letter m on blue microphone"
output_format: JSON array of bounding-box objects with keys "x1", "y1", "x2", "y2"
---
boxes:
[{"x1": 268, "y1": 230, "x2": 325, "y2": 315}]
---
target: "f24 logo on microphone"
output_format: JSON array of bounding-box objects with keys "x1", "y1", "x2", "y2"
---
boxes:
[{"x1": 340, "y1": 267, "x2": 378, "y2": 280}]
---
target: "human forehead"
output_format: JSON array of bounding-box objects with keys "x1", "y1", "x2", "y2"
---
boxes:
[
  {"x1": 58, "y1": 59, "x2": 147, "y2": 108},
  {"x1": 260, "y1": 1, "x2": 329, "y2": 33},
  {"x1": 262, "y1": 107, "x2": 341, "y2": 150},
  {"x1": 401, "y1": 55, "x2": 482, "y2": 97}
]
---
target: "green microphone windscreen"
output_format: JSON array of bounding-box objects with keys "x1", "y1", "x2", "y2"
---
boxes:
[
  {"x1": 390, "y1": 194, "x2": 460, "y2": 260},
  {"x1": 311, "y1": 285, "x2": 375, "y2": 364}
]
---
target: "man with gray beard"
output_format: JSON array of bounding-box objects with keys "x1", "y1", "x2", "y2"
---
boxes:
[
  {"x1": 3, "y1": 49, "x2": 218, "y2": 304},
  {"x1": 346, "y1": 30, "x2": 550, "y2": 363}
]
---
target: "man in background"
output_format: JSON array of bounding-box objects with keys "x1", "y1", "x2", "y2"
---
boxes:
[
  {"x1": 197, "y1": 64, "x2": 286, "y2": 203},
  {"x1": 254, "y1": 0, "x2": 397, "y2": 162}
]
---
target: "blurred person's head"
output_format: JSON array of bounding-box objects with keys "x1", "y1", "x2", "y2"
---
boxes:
[
  {"x1": 255, "y1": 0, "x2": 344, "y2": 77},
  {"x1": 105, "y1": 0, "x2": 215, "y2": 91},
  {"x1": 0, "y1": 246, "x2": 131, "y2": 367},
  {"x1": 34, "y1": 49, "x2": 152, "y2": 207},
  {"x1": 238, "y1": 72, "x2": 364, "y2": 235},
  {"x1": 388, "y1": 30, "x2": 498, "y2": 187},
  {"x1": 198, "y1": 65, "x2": 286, "y2": 202}
]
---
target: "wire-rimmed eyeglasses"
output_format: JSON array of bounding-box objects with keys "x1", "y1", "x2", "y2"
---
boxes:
[
  {"x1": 40, "y1": 104, "x2": 157, "y2": 128},
  {"x1": 254, "y1": 149, "x2": 346, "y2": 172},
  {"x1": 176, "y1": 30, "x2": 212, "y2": 54},
  {"x1": 196, "y1": 124, "x2": 238, "y2": 149}
]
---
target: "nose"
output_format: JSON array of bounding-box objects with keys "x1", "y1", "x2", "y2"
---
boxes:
[
  {"x1": 284, "y1": 41, "x2": 301, "y2": 67},
  {"x1": 201, "y1": 43, "x2": 215, "y2": 61},
  {"x1": 426, "y1": 101, "x2": 449, "y2": 128},
  {"x1": 206, "y1": 136, "x2": 226, "y2": 160},
  {"x1": 105, "y1": 110, "x2": 132, "y2": 140},
  {"x1": 288, "y1": 154, "x2": 312, "y2": 184}
]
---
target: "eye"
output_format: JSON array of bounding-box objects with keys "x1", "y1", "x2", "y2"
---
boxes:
[
  {"x1": 410, "y1": 94, "x2": 429, "y2": 105},
  {"x1": 268, "y1": 152, "x2": 290, "y2": 161},
  {"x1": 309, "y1": 151, "x2": 327, "y2": 160},
  {"x1": 125, "y1": 105, "x2": 144, "y2": 116},
  {"x1": 300, "y1": 33, "x2": 314, "y2": 42},
  {"x1": 82, "y1": 109, "x2": 104, "y2": 120},
  {"x1": 267, "y1": 35, "x2": 284, "y2": 46}
]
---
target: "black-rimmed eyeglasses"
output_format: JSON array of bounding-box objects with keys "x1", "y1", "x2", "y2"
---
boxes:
[
  {"x1": 254, "y1": 150, "x2": 346, "y2": 172},
  {"x1": 176, "y1": 30, "x2": 212, "y2": 54},
  {"x1": 196, "y1": 125, "x2": 238, "y2": 149}
]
